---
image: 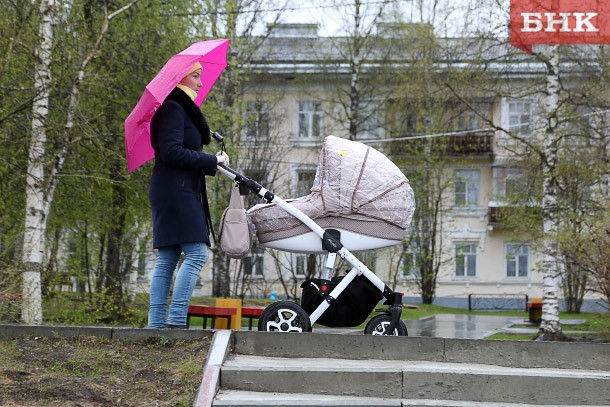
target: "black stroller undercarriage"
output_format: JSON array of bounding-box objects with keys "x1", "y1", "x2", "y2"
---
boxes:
[{"x1": 216, "y1": 136, "x2": 414, "y2": 336}]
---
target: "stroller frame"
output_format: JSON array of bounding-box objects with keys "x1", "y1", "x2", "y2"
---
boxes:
[{"x1": 217, "y1": 163, "x2": 405, "y2": 335}]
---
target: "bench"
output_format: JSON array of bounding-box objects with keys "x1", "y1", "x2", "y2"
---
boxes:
[
  {"x1": 186, "y1": 305, "x2": 236, "y2": 329},
  {"x1": 241, "y1": 306, "x2": 265, "y2": 330},
  {"x1": 186, "y1": 305, "x2": 266, "y2": 330}
]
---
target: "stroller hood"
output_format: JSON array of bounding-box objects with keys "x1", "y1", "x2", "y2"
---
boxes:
[{"x1": 312, "y1": 135, "x2": 415, "y2": 229}]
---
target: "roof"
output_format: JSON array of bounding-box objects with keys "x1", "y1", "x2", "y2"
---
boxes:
[{"x1": 244, "y1": 24, "x2": 601, "y2": 77}]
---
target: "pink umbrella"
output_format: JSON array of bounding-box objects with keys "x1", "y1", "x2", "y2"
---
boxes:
[{"x1": 124, "y1": 39, "x2": 230, "y2": 173}]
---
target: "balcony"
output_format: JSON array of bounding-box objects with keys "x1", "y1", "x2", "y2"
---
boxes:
[
  {"x1": 488, "y1": 205, "x2": 506, "y2": 225},
  {"x1": 488, "y1": 201, "x2": 541, "y2": 228},
  {"x1": 387, "y1": 130, "x2": 494, "y2": 158}
]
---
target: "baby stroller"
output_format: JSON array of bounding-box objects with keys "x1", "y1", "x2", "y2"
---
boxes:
[{"x1": 216, "y1": 135, "x2": 415, "y2": 336}]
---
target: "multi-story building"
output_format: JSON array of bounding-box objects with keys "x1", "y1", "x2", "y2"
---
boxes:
[{"x1": 189, "y1": 23, "x2": 606, "y2": 312}]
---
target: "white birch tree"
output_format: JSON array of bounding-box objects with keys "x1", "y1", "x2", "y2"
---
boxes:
[
  {"x1": 536, "y1": 44, "x2": 563, "y2": 339},
  {"x1": 22, "y1": 0, "x2": 57, "y2": 324}
]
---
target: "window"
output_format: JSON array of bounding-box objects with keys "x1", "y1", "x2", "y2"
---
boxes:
[
  {"x1": 506, "y1": 243, "x2": 529, "y2": 278},
  {"x1": 294, "y1": 254, "x2": 319, "y2": 278},
  {"x1": 244, "y1": 246, "x2": 265, "y2": 278},
  {"x1": 401, "y1": 245, "x2": 421, "y2": 280},
  {"x1": 298, "y1": 101, "x2": 322, "y2": 140},
  {"x1": 386, "y1": 99, "x2": 416, "y2": 136},
  {"x1": 245, "y1": 101, "x2": 270, "y2": 139},
  {"x1": 455, "y1": 243, "x2": 477, "y2": 277},
  {"x1": 295, "y1": 168, "x2": 316, "y2": 196},
  {"x1": 454, "y1": 170, "x2": 480, "y2": 206},
  {"x1": 493, "y1": 167, "x2": 527, "y2": 199},
  {"x1": 356, "y1": 101, "x2": 383, "y2": 139},
  {"x1": 508, "y1": 100, "x2": 533, "y2": 133},
  {"x1": 449, "y1": 102, "x2": 489, "y2": 131}
]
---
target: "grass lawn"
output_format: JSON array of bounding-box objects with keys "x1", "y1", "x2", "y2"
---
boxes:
[{"x1": 406, "y1": 303, "x2": 610, "y2": 341}]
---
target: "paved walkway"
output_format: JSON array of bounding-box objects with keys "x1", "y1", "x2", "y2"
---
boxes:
[{"x1": 313, "y1": 314, "x2": 588, "y2": 339}]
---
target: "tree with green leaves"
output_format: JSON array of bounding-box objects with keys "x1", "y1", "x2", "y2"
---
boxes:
[{"x1": 19, "y1": 0, "x2": 140, "y2": 324}]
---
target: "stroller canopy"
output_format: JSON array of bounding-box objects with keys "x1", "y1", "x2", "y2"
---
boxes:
[{"x1": 249, "y1": 136, "x2": 415, "y2": 243}]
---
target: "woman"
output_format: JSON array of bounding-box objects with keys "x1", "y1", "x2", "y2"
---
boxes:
[{"x1": 147, "y1": 62, "x2": 229, "y2": 328}]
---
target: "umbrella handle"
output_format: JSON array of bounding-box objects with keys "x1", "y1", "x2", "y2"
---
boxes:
[
  {"x1": 211, "y1": 130, "x2": 226, "y2": 152},
  {"x1": 211, "y1": 130, "x2": 224, "y2": 143}
]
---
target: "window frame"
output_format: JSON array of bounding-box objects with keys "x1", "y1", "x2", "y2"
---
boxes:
[
  {"x1": 455, "y1": 242, "x2": 477, "y2": 278},
  {"x1": 493, "y1": 167, "x2": 527, "y2": 200},
  {"x1": 292, "y1": 165, "x2": 317, "y2": 197},
  {"x1": 401, "y1": 245, "x2": 421, "y2": 281},
  {"x1": 293, "y1": 253, "x2": 321, "y2": 278},
  {"x1": 355, "y1": 100, "x2": 384, "y2": 140},
  {"x1": 505, "y1": 243, "x2": 529, "y2": 278},
  {"x1": 243, "y1": 246, "x2": 265, "y2": 279},
  {"x1": 454, "y1": 170, "x2": 480, "y2": 207},
  {"x1": 297, "y1": 101, "x2": 323, "y2": 140},
  {"x1": 507, "y1": 99, "x2": 533, "y2": 134},
  {"x1": 244, "y1": 100, "x2": 270, "y2": 140}
]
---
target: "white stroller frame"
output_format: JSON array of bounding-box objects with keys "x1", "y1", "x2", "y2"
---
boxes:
[{"x1": 216, "y1": 161, "x2": 406, "y2": 336}]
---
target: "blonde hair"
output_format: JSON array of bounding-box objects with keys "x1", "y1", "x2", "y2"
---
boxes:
[{"x1": 185, "y1": 61, "x2": 203, "y2": 77}]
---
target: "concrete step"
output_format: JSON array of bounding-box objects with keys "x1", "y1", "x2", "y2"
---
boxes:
[
  {"x1": 233, "y1": 331, "x2": 610, "y2": 371},
  {"x1": 220, "y1": 355, "x2": 610, "y2": 405},
  {"x1": 213, "y1": 390, "x2": 610, "y2": 407},
  {"x1": 213, "y1": 389, "x2": 400, "y2": 406}
]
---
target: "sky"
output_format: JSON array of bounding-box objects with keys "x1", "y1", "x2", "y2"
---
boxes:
[{"x1": 262, "y1": 0, "x2": 510, "y2": 38}]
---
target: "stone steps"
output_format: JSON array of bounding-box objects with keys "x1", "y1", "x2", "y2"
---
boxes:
[
  {"x1": 218, "y1": 354, "x2": 610, "y2": 406},
  {"x1": 202, "y1": 331, "x2": 610, "y2": 407}
]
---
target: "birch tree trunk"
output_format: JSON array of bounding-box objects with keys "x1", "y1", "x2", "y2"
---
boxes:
[
  {"x1": 538, "y1": 44, "x2": 564, "y2": 339},
  {"x1": 22, "y1": 0, "x2": 56, "y2": 324}
]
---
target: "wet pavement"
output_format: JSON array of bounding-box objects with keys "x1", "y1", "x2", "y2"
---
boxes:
[
  {"x1": 313, "y1": 314, "x2": 523, "y2": 338},
  {"x1": 262, "y1": 313, "x2": 589, "y2": 338},
  {"x1": 404, "y1": 314, "x2": 520, "y2": 339}
]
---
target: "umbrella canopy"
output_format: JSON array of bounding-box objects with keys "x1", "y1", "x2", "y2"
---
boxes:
[{"x1": 124, "y1": 39, "x2": 230, "y2": 173}]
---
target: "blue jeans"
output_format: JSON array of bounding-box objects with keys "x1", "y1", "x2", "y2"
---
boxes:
[{"x1": 148, "y1": 242, "x2": 208, "y2": 328}]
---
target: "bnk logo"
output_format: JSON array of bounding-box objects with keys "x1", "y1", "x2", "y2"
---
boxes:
[{"x1": 510, "y1": 0, "x2": 610, "y2": 53}]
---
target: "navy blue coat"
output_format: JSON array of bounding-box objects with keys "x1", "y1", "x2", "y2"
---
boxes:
[{"x1": 149, "y1": 89, "x2": 217, "y2": 249}]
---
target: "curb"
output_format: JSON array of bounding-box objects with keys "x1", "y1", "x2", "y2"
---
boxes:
[
  {"x1": 194, "y1": 330, "x2": 233, "y2": 407},
  {"x1": 0, "y1": 324, "x2": 214, "y2": 341}
]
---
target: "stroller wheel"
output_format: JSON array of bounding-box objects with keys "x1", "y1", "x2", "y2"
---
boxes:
[
  {"x1": 364, "y1": 314, "x2": 408, "y2": 336},
  {"x1": 257, "y1": 301, "x2": 312, "y2": 333}
]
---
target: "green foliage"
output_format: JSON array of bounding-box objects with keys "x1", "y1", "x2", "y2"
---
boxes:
[
  {"x1": 1, "y1": 0, "x2": 215, "y2": 320},
  {"x1": 485, "y1": 333, "x2": 538, "y2": 341},
  {"x1": 0, "y1": 1, "x2": 38, "y2": 273},
  {"x1": 0, "y1": 261, "x2": 22, "y2": 323},
  {"x1": 43, "y1": 292, "x2": 148, "y2": 327}
]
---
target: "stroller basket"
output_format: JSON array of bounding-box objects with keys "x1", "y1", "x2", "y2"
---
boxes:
[{"x1": 301, "y1": 275, "x2": 383, "y2": 327}]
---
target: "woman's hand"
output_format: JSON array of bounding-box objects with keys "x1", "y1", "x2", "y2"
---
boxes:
[{"x1": 216, "y1": 151, "x2": 230, "y2": 166}]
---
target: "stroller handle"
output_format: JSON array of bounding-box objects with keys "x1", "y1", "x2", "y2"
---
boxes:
[{"x1": 216, "y1": 163, "x2": 275, "y2": 203}]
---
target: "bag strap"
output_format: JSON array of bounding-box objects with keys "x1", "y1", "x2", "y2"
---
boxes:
[{"x1": 229, "y1": 183, "x2": 245, "y2": 209}]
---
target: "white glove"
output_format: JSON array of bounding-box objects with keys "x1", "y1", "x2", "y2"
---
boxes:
[{"x1": 216, "y1": 151, "x2": 230, "y2": 166}]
